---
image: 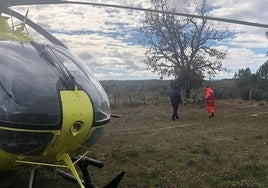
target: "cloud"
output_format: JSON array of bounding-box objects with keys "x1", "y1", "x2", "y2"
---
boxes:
[
  {"x1": 224, "y1": 48, "x2": 267, "y2": 70},
  {"x1": 206, "y1": 0, "x2": 268, "y2": 78},
  {"x1": 9, "y1": 0, "x2": 268, "y2": 80}
]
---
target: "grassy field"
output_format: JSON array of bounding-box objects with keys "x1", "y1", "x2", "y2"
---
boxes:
[
  {"x1": 3, "y1": 98, "x2": 268, "y2": 188},
  {"x1": 88, "y1": 99, "x2": 268, "y2": 188}
]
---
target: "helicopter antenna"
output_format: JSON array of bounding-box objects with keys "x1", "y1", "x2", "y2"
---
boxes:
[
  {"x1": 22, "y1": 9, "x2": 29, "y2": 28},
  {"x1": 8, "y1": 0, "x2": 15, "y2": 32},
  {"x1": 16, "y1": 9, "x2": 29, "y2": 34}
]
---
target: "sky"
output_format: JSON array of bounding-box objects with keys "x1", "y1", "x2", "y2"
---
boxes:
[{"x1": 9, "y1": 0, "x2": 268, "y2": 80}]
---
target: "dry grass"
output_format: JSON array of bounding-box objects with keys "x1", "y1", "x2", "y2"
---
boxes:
[
  {"x1": 88, "y1": 99, "x2": 268, "y2": 188},
  {"x1": 3, "y1": 99, "x2": 268, "y2": 188}
]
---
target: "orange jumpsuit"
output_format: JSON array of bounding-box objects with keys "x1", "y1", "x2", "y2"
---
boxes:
[{"x1": 205, "y1": 87, "x2": 215, "y2": 118}]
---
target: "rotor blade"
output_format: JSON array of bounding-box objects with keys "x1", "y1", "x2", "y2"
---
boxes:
[
  {"x1": 0, "y1": 0, "x2": 63, "y2": 7},
  {"x1": 0, "y1": 7, "x2": 67, "y2": 48},
  {"x1": 5, "y1": 0, "x2": 268, "y2": 29}
]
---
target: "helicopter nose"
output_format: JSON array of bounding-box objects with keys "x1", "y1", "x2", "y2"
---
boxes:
[{"x1": 47, "y1": 89, "x2": 94, "y2": 155}]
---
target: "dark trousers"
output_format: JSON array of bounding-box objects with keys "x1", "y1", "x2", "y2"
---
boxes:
[{"x1": 172, "y1": 102, "x2": 179, "y2": 120}]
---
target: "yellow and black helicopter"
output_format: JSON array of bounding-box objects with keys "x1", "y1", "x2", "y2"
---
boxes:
[{"x1": 0, "y1": 0, "x2": 268, "y2": 188}]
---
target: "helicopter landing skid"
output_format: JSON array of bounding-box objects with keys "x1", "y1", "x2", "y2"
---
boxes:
[
  {"x1": 24, "y1": 155, "x2": 125, "y2": 188},
  {"x1": 52, "y1": 155, "x2": 125, "y2": 188},
  {"x1": 29, "y1": 167, "x2": 39, "y2": 188}
]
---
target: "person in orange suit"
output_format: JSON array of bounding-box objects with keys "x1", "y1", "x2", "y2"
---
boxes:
[{"x1": 205, "y1": 86, "x2": 215, "y2": 118}]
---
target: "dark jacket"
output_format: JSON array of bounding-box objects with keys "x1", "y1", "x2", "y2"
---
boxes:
[{"x1": 170, "y1": 88, "x2": 182, "y2": 104}]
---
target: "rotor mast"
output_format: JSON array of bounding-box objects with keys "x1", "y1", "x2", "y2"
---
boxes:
[{"x1": 0, "y1": 14, "x2": 32, "y2": 42}]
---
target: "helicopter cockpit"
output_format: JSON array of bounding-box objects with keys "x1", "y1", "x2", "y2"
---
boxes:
[{"x1": 0, "y1": 41, "x2": 110, "y2": 130}]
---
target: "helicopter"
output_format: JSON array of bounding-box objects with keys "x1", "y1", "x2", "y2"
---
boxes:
[
  {"x1": 0, "y1": 0, "x2": 268, "y2": 188},
  {"x1": 0, "y1": 2, "x2": 120, "y2": 188}
]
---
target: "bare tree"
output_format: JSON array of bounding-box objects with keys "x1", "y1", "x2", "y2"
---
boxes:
[{"x1": 141, "y1": 0, "x2": 231, "y2": 98}]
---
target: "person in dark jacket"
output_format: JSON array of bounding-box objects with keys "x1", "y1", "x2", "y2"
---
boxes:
[{"x1": 170, "y1": 85, "x2": 182, "y2": 120}]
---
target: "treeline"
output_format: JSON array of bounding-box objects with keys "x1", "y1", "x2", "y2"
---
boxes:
[
  {"x1": 233, "y1": 61, "x2": 268, "y2": 101},
  {"x1": 100, "y1": 79, "x2": 240, "y2": 107},
  {"x1": 101, "y1": 80, "x2": 170, "y2": 107},
  {"x1": 100, "y1": 60, "x2": 268, "y2": 107}
]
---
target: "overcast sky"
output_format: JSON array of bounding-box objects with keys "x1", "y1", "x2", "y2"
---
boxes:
[{"x1": 11, "y1": 0, "x2": 268, "y2": 80}]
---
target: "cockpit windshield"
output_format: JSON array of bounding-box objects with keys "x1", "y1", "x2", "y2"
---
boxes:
[
  {"x1": 0, "y1": 41, "x2": 110, "y2": 129},
  {"x1": 0, "y1": 41, "x2": 61, "y2": 128},
  {"x1": 47, "y1": 45, "x2": 111, "y2": 126}
]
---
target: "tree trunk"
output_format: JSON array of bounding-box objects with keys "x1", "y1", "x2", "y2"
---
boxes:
[
  {"x1": 185, "y1": 88, "x2": 191, "y2": 99},
  {"x1": 248, "y1": 87, "x2": 252, "y2": 100}
]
